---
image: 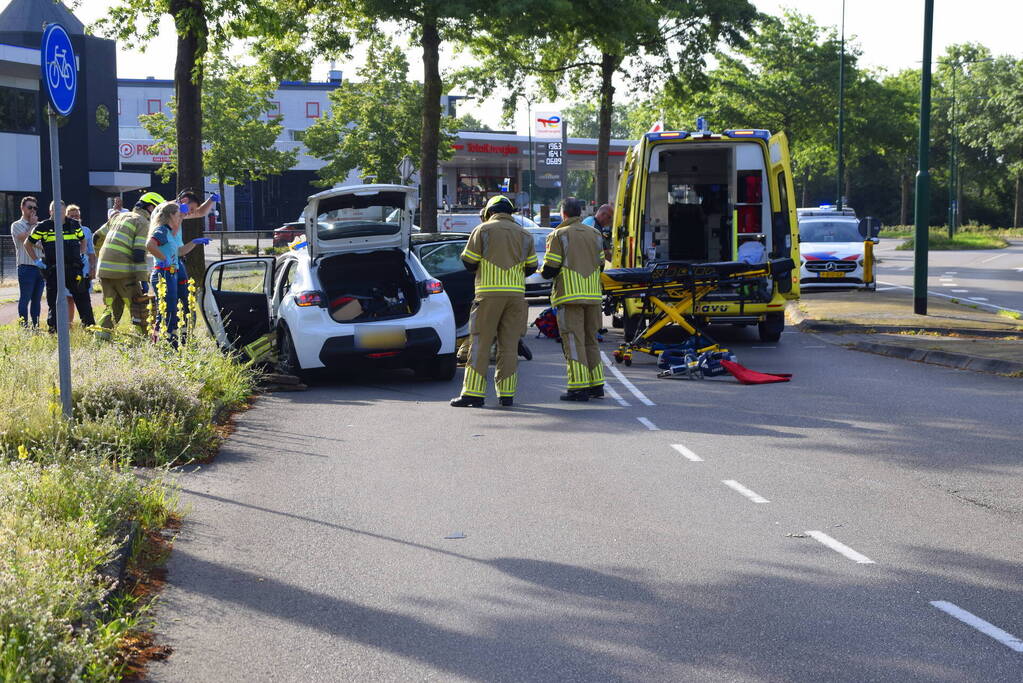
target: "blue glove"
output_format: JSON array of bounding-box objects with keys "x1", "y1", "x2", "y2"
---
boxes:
[
  {"x1": 191, "y1": 237, "x2": 211, "y2": 245},
  {"x1": 209, "y1": 193, "x2": 220, "y2": 203},
  {"x1": 155, "y1": 259, "x2": 170, "y2": 269},
  {"x1": 179, "y1": 203, "x2": 190, "y2": 214},
  {"x1": 34, "y1": 258, "x2": 46, "y2": 269}
]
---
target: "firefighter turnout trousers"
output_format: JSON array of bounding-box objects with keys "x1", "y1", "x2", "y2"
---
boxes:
[
  {"x1": 97, "y1": 277, "x2": 146, "y2": 332},
  {"x1": 557, "y1": 303, "x2": 604, "y2": 391},
  {"x1": 461, "y1": 296, "x2": 528, "y2": 399}
]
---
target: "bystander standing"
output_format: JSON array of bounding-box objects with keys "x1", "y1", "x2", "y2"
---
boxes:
[
  {"x1": 64, "y1": 204, "x2": 96, "y2": 324},
  {"x1": 10, "y1": 196, "x2": 43, "y2": 327}
]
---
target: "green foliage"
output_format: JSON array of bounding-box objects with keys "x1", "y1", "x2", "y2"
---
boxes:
[
  {"x1": 304, "y1": 35, "x2": 456, "y2": 187},
  {"x1": 139, "y1": 55, "x2": 298, "y2": 188},
  {"x1": 0, "y1": 455, "x2": 173, "y2": 681},
  {"x1": 0, "y1": 326, "x2": 255, "y2": 467}
]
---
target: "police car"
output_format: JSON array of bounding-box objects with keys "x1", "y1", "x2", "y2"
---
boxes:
[
  {"x1": 202, "y1": 185, "x2": 457, "y2": 380},
  {"x1": 797, "y1": 206, "x2": 877, "y2": 290}
]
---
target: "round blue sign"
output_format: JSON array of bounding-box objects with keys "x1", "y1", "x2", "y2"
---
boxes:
[{"x1": 41, "y1": 24, "x2": 77, "y2": 116}]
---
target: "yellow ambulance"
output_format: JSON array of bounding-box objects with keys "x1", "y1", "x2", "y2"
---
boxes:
[{"x1": 610, "y1": 120, "x2": 800, "y2": 342}]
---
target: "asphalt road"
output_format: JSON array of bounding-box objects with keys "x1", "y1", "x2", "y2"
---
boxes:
[
  {"x1": 874, "y1": 239, "x2": 1023, "y2": 314},
  {"x1": 149, "y1": 314, "x2": 1022, "y2": 682}
]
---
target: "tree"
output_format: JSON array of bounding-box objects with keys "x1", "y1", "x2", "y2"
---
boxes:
[
  {"x1": 140, "y1": 56, "x2": 299, "y2": 230},
  {"x1": 561, "y1": 100, "x2": 637, "y2": 140},
  {"x1": 303, "y1": 36, "x2": 456, "y2": 187},
  {"x1": 454, "y1": 113, "x2": 492, "y2": 132},
  {"x1": 460, "y1": 0, "x2": 756, "y2": 205},
  {"x1": 93, "y1": 0, "x2": 320, "y2": 275}
]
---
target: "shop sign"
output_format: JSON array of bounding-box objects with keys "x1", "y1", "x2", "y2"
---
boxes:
[
  {"x1": 465, "y1": 142, "x2": 519, "y2": 156},
  {"x1": 119, "y1": 141, "x2": 173, "y2": 164}
]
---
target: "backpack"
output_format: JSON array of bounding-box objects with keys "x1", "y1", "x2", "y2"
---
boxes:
[{"x1": 532, "y1": 307, "x2": 560, "y2": 340}]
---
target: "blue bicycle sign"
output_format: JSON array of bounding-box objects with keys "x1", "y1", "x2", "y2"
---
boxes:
[{"x1": 41, "y1": 24, "x2": 77, "y2": 116}]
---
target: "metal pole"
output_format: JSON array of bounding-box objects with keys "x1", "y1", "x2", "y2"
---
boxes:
[
  {"x1": 560, "y1": 117, "x2": 568, "y2": 205},
  {"x1": 527, "y1": 100, "x2": 533, "y2": 214},
  {"x1": 836, "y1": 0, "x2": 846, "y2": 210},
  {"x1": 48, "y1": 108, "x2": 73, "y2": 417},
  {"x1": 947, "y1": 65, "x2": 956, "y2": 238},
  {"x1": 913, "y1": 0, "x2": 934, "y2": 316}
]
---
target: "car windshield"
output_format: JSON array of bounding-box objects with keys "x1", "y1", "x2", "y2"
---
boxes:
[
  {"x1": 315, "y1": 191, "x2": 406, "y2": 240},
  {"x1": 799, "y1": 220, "x2": 862, "y2": 243}
]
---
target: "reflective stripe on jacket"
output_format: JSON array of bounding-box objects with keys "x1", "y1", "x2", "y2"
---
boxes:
[
  {"x1": 461, "y1": 214, "x2": 537, "y2": 297},
  {"x1": 545, "y1": 216, "x2": 603, "y2": 306},
  {"x1": 96, "y1": 209, "x2": 150, "y2": 279}
]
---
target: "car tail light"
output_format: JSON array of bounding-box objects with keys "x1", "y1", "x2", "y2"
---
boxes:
[
  {"x1": 366, "y1": 351, "x2": 400, "y2": 358},
  {"x1": 420, "y1": 278, "x2": 444, "y2": 296},
  {"x1": 294, "y1": 291, "x2": 325, "y2": 307}
]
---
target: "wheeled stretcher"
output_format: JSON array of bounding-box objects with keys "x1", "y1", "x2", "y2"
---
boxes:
[{"x1": 601, "y1": 258, "x2": 795, "y2": 366}]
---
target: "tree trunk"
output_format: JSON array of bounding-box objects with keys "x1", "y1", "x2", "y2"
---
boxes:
[
  {"x1": 418, "y1": 19, "x2": 441, "y2": 233},
  {"x1": 1014, "y1": 172, "x2": 1022, "y2": 228},
  {"x1": 595, "y1": 53, "x2": 619, "y2": 206},
  {"x1": 171, "y1": 0, "x2": 207, "y2": 281},
  {"x1": 899, "y1": 172, "x2": 911, "y2": 226},
  {"x1": 218, "y1": 176, "x2": 228, "y2": 232}
]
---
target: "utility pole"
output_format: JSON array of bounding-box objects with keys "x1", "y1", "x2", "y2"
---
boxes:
[
  {"x1": 913, "y1": 0, "x2": 934, "y2": 316},
  {"x1": 947, "y1": 64, "x2": 957, "y2": 239},
  {"x1": 836, "y1": 0, "x2": 846, "y2": 211},
  {"x1": 560, "y1": 117, "x2": 568, "y2": 205}
]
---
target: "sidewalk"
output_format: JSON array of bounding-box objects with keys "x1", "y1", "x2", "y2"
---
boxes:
[{"x1": 788, "y1": 289, "x2": 1023, "y2": 376}]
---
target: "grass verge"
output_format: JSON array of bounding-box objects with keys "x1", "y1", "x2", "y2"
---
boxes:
[{"x1": 896, "y1": 232, "x2": 1009, "y2": 251}]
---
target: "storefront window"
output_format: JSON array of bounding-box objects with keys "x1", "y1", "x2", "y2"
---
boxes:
[
  {"x1": 456, "y1": 170, "x2": 516, "y2": 208},
  {"x1": 0, "y1": 87, "x2": 39, "y2": 135}
]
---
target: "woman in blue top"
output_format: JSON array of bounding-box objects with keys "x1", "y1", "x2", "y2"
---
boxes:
[{"x1": 145, "y1": 202, "x2": 208, "y2": 345}]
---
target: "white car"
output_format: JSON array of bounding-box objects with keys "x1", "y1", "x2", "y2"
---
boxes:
[
  {"x1": 203, "y1": 184, "x2": 457, "y2": 380},
  {"x1": 523, "y1": 226, "x2": 554, "y2": 297},
  {"x1": 798, "y1": 215, "x2": 876, "y2": 290}
]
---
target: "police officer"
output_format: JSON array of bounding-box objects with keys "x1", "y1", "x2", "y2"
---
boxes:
[
  {"x1": 542, "y1": 197, "x2": 605, "y2": 401},
  {"x1": 25, "y1": 200, "x2": 95, "y2": 332},
  {"x1": 451, "y1": 195, "x2": 537, "y2": 407},
  {"x1": 92, "y1": 191, "x2": 164, "y2": 336}
]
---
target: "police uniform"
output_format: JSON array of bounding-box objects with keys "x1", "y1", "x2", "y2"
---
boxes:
[
  {"x1": 27, "y1": 217, "x2": 95, "y2": 331},
  {"x1": 94, "y1": 195, "x2": 161, "y2": 334},
  {"x1": 452, "y1": 197, "x2": 537, "y2": 407},
  {"x1": 543, "y1": 215, "x2": 605, "y2": 400}
]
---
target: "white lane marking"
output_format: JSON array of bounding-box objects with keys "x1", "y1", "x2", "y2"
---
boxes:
[
  {"x1": 637, "y1": 417, "x2": 659, "y2": 431},
  {"x1": 603, "y1": 380, "x2": 630, "y2": 407},
  {"x1": 806, "y1": 530, "x2": 875, "y2": 564},
  {"x1": 874, "y1": 286, "x2": 898, "y2": 291},
  {"x1": 979, "y1": 253, "x2": 1006, "y2": 264},
  {"x1": 940, "y1": 283, "x2": 959, "y2": 287},
  {"x1": 943, "y1": 271, "x2": 958, "y2": 274},
  {"x1": 601, "y1": 351, "x2": 656, "y2": 406},
  {"x1": 968, "y1": 297, "x2": 989, "y2": 302},
  {"x1": 671, "y1": 444, "x2": 703, "y2": 461},
  {"x1": 1016, "y1": 267, "x2": 1023, "y2": 273},
  {"x1": 950, "y1": 289, "x2": 969, "y2": 293},
  {"x1": 722, "y1": 480, "x2": 769, "y2": 504},
  {"x1": 898, "y1": 265, "x2": 912, "y2": 270},
  {"x1": 930, "y1": 601, "x2": 1023, "y2": 653},
  {"x1": 877, "y1": 281, "x2": 1023, "y2": 315}
]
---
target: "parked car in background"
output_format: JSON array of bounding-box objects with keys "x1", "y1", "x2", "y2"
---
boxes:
[
  {"x1": 412, "y1": 232, "x2": 473, "y2": 337},
  {"x1": 203, "y1": 184, "x2": 457, "y2": 380},
  {"x1": 272, "y1": 221, "x2": 305, "y2": 247},
  {"x1": 524, "y1": 226, "x2": 554, "y2": 298}
]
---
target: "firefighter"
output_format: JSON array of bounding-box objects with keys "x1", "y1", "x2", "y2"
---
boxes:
[
  {"x1": 93, "y1": 191, "x2": 165, "y2": 337},
  {"x1": 542, "y1": 197, "x2": 605, "y2": 401},
  {"x1": 450, "y1": 195, "x2": 537, "y2": 408}
]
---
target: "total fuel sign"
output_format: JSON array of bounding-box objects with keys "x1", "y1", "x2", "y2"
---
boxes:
[{"x1": 534, "y1": 111, "x2": 562, "y2": 138}]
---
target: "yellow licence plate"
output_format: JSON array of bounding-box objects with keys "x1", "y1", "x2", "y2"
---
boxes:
[
  {"x1": 819, "y1": 271, "x2": 846, "y2": 279},
  {"x1": 355, "y1": 326, "x2": 407, "y2": 349}
]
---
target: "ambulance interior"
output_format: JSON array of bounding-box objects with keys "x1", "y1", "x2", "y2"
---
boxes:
[{"x1": 644, "y1": 144, "x2": 772, "y2": 266}]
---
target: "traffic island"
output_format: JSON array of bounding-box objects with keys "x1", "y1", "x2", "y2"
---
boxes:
[{"x1": 788, "y1": 289, "x2": 1023, "y2": 377}]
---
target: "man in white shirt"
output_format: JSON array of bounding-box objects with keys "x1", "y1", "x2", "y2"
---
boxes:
[{"x1": 10, "y1": 196, "x2": 43, "y2": 327}]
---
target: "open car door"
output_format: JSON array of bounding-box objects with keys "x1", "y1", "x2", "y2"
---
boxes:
[
  {"x1": 202, "y1": 257, "x2": 275, "y2": 353},
  {"x1": 416, "y1": 239, "x2": 474, "y2": 331},
  {"x1": 768, "y1": 131, "x2": 799, "y2": 296}
]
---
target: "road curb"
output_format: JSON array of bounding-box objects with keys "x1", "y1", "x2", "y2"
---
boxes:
[
  {"x1": 849, "y1": 341, "x2": 1023, "y2": 377},
  {"x1": 785, "y1": 303, "x2": 1023, "y2": 339}
]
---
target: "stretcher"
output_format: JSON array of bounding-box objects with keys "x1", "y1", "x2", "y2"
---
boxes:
[{"x1": 601, "y1": 258, "x2": 795, "y2": 366}]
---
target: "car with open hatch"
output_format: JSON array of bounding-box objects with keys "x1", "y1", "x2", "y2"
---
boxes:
[{"x1": 202, "y1": 184, "x2": 458, "y2": 380}]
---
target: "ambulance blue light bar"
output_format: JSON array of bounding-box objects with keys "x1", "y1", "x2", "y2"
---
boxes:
[
  {"x1": 723, "y1": 129, "x2": 771, "y2": 140},
  {"x1": 645, "y1": 131, "x2": 690, "y2": 140}
]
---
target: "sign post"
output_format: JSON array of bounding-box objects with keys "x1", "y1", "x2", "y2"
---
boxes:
[{"x1": 41, "y1": 23, "x2": 78, "y2": 418}]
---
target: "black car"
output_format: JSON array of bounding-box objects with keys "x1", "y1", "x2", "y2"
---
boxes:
[{"x1": 411, "y1": 232, "x2": 473, "y2": 336}]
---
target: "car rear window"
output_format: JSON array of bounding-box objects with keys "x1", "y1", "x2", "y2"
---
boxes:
[{"x1": 316, "y1": 191, "x2": 407, "y2": 241}]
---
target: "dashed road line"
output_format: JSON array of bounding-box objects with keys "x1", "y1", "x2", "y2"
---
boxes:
[
  {"x1": 601, "y1": 351, "x2": 655, "y2": 406},
  {"x1": 950, "y1": 289, "x2": 969, "y2": 293},
  {"x1": 878, "y1": 281, "x2": 1023, "y2": 316},
  {"x1": 603, "y1": 381, "x2": 630, "y2": 407},
  {"x1": 979, "y1": 253, "x2": 1006, "y2": 264},
  {"x1": 721, "y1": 480, "x2": 769, "y2": 504},
  {"x1": 930, "y1": 601, "x2": 1023, "y2": 652},
  {"x1": 806, "y1": 530, "x2": 875, "y2": 564},
  {"x1": 637, "y1": 417, "x2": 659, "y2": 431},
  {"x1": 968, "y1": 297, "x2": 989, "y2": 302},
  {"x1": 670, "y1": 444, "x2": 702, "y2": 461}
]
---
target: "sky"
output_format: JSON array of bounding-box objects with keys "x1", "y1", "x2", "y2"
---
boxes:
[{"x1": 47, "y1": 0, "x2": 1023, "y2": 131}]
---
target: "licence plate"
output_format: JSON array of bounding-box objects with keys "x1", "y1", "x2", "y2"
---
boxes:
[
  {"x1": 819, "y1": 271, "x2": 846, "y2": 279},
  {"x1": 355, "y1": 326, "x2": 406, "y2": 349}
]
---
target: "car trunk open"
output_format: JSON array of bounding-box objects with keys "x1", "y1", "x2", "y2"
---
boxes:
[{"x1": 317, "y1": 250, "x2": 421, "y2": 322}]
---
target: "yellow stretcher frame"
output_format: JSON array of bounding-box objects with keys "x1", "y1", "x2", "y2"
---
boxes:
[{"x1": 600, "y1": 260, "x2": 782, "y2": 365}]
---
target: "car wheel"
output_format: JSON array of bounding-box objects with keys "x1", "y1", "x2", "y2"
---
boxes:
[
  {"x1": 417, "y1": 353, "x2": 457, "y2": 381},
  {"x1": 758, "y1": 313, "x2": 784, "y2": 343},
  {"x1": 277, "y1": 326, "x2": 305, "y2": 379}
]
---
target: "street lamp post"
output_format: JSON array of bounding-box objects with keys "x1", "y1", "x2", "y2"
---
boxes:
[
  {"x1": 942, "y1": 57, "x2": 993, "y2": 238},
  {"x1": 836, "y1": 0, "x2": 846, "y2": 211},
  {"x1": 913, "y1": 0, "x2": 935, "y2": 316}
]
